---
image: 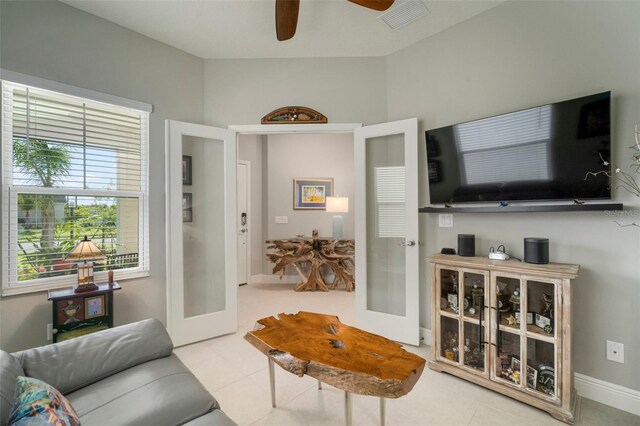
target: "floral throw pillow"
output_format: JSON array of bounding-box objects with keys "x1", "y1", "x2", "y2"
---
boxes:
[{"x1": 8, "y1": 376, "x2": 80, "y2": 426}]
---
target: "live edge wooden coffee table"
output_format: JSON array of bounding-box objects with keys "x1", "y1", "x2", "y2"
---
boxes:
[{"x1": 244, "y1": 311, "x2": 426, "y2": 426}]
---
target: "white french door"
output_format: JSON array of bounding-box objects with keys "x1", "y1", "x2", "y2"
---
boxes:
[
  {"x1": 354, "y1": 118, "x2": 420, "y2": 345},
  {"x1": 165, "y1": 120, "x2": 238, "y2": 347}
]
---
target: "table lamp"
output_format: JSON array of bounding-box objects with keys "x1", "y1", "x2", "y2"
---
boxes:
[
  {"x1": 326, "y1": 196, "x2": 348, "y2": 239},
  {"x1": 65, "y1": 236, "x2": 107, "y2": 293}
]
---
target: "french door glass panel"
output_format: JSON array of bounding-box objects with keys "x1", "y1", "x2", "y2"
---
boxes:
[
  {"x1": 182, "y1": 135, "x2": 226, "y2": 318},
  {"x1": 366, "y1": 134, "x2": 406, "y2": 316}
]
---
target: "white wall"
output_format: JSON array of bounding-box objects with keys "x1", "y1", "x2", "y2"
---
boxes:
[
  {"x1": 0, "y1": 1, "x2": 204, "y2": 352},
  {"x1": 203, "y1": 57, "x2": 388, "y2": 127},
  {"x1": 386, "y1": 1, "x2": 640, "y2": 390},
  {"x1": 267, "y1": 133, "x2": 354, "y2": 240}
]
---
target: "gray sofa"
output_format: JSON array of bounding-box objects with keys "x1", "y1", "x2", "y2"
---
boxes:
[{"x1": 0, "y1": 319, "x2": 236, "y2": 425}]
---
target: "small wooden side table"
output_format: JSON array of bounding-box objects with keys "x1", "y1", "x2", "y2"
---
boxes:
[{"x1": 48, "y1": 282, "x2": 121, "y2": 343}]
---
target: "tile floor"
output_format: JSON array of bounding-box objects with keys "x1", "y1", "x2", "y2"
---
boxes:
[{"x1": 174, "y1": 282, "x2": 639, "y2": 426}]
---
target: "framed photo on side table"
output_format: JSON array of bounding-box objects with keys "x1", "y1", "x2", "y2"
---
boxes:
[
  {"x1": 293, "y1": 178, "x2": 333, "y2": 210},
  {"x1": 85, "y1": 295, "x2": 106, "y2": 319}
]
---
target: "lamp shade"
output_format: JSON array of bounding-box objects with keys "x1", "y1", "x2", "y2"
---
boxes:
[
  {"x1": 326, "y1": 196, "x2": 348, "y2": 213},
  {"x1": 65, "y1": 236, "x2": 107, "y2": 262}
]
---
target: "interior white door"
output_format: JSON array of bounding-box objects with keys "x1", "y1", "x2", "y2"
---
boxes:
[
  {"x1": 354, "y1": 118, "x2": 420, "y2": 345},
  {"x1": 165, "y1": 120, "x2": 237, "y2": 347},
  {"x1": 237, "y1": 161, "x2": 249, "y2": 285}
]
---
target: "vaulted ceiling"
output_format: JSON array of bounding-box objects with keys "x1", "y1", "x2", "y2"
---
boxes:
[{"x1": 60, "y1": 0, "x2": 502, "y2": 59}]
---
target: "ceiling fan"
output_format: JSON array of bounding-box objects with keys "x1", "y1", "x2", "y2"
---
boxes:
[{"x1": 275, "y1": 0, "x2": 395, "y2": 41}]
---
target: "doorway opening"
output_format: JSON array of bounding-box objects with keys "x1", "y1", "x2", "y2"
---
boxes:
[{"x1": 230, "y1": 124, "x2": 360, "y2": 285}]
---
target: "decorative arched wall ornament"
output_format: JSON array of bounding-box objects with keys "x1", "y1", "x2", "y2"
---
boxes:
[{"x1": 261, "y1": 106, "x2": 327, "y2": 124}]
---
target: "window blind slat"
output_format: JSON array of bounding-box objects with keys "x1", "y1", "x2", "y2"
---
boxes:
[{"x1": 375, "y1": 166, "x2": 406, "y2": 238}]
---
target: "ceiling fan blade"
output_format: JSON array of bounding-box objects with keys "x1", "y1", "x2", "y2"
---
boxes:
[
  {"x1": 276, "y1": 0, "x2": 300, "y2": 41},
  {"x1": 347, "y1": 0, "x2": 394, "y2": 12}
]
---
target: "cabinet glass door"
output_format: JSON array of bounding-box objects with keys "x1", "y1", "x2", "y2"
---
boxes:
[
  {"x1": 440, "y1": 316, "x2": 460, "y2": 363},
  {"x1": 436, "y1": 267, "x2": 488, "y2": 374},
  {"x1": 461, "y1": 271, "x2": 488, "y2": 374},
  {"x1": 492, "y1": 274, "x2": 523, "y2": 387},
  {"x1": 439, "y1": 268, "x2": 460, "y2": 315},
  {"x1": 526, "y1": 339, "x2": 556, "y2": 397},
  {"x1": 495, "y1": 331, "x2": 522, "y2": 386},
  {"x1": 524, "y1": 279, "x2": 559, "y2": 399},
  {"x1": 463, "y1": 322, "x2": 485, "y2": 372}
]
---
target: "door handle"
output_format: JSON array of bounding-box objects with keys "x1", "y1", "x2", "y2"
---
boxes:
[{"x1": 398, "y1": 240, "x2": 416, "y2": 247}]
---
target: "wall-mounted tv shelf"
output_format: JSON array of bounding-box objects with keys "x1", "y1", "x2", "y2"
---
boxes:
[{"x1": 419, "y1": 203, "x2": 623, "y2": 214}]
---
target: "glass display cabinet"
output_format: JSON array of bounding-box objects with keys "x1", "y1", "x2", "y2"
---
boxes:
[{"x1": 430, "y1": 255, "x2": 579, "y2": 424}]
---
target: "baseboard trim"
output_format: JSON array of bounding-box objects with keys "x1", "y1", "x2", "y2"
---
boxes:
[
  {"x1": 249, "y1": 274, "x2": 299, "y2": 284},
  {"x1": 420, "y1": 327, "x2": 432, "y2": 346},
  {"x1": 574, "y1": 372, "x2": 640, "y2": 416},
  {"x1": 419, "y1": 329, "x2": 639, "y2": 416}
]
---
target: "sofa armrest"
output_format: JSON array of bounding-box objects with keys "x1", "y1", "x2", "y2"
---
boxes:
[{"x1": 12, "y1": 318, "x2": 173, "y2": 394}]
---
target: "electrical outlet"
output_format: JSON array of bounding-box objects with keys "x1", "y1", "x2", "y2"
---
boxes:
[
  {"x1": 606, "y1": 340, "x2": 624, "y2": 363},
  {"x1": 47, "y1": 323, "x2": 53, "y2": 341},
  {"x1": 438, "y1": 214, "x2": 453, "y2": 227},
  {"x1": 275, "y1": 216, "x2": 288, "y2": 224}
]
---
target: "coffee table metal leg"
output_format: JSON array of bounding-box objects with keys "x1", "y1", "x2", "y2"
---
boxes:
[
  {"x1": 318, "y1": 380, "x2": 322, "y2": 390},
  {"x1": 268, "y1": 358, "x2": 276, "y2": 408},
  {"x1": 345, "y1": 391, "x2": 352, "y2": 426},
  {"x1": 380, "y1": 397, "x2": 386, "y2": 426}
]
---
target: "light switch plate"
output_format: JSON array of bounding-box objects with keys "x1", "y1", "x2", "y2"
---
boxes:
[
  {"x1": 275, "y1": 216, "x2": 288, "y2": 224},
  {"x1": 439, "y1": 214, "x2": 453, "y2": 227}
]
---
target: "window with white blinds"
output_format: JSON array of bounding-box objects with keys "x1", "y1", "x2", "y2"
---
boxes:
[
  {"x1": 375, "y1": 166, "x2": 405, "y2": 238},
  {"x1": 2, "y1": 81, "x2": 150, "y2": 293},
  {"x1": 455, "y1": 105, "x2": 552, "y2": 185}
]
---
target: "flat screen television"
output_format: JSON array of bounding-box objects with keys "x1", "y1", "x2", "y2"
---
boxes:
[{"x1": 425, "y1": 91, "x2": 611, "y2": 204}]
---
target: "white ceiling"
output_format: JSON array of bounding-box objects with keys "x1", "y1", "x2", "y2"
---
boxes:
[{"x1": 60, "y1": 0, "x2": 503, "y2": 59}]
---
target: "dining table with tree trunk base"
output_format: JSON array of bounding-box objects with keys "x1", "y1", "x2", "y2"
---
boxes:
[{"x1": 266, "y1": 237, "x2": 355, "y2": 291}]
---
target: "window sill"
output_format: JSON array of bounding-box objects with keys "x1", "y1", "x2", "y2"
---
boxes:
[{"x1": 1, "y1": 269, "x2": 150, "y2": 297}]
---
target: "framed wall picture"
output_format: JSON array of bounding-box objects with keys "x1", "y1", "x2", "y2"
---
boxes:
[
  {"x1": 182, "y1": 155, "x2": 192, "y2": 185},
  {"x1": 293, "y1": 178, "x2": 333, "y2": 210},
  {"x1": 84, "y1": 295, "x2": 105, "y2": 319},
  {"x1": 182, "y1": 193, "x2": 193, "y2": 223}
]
